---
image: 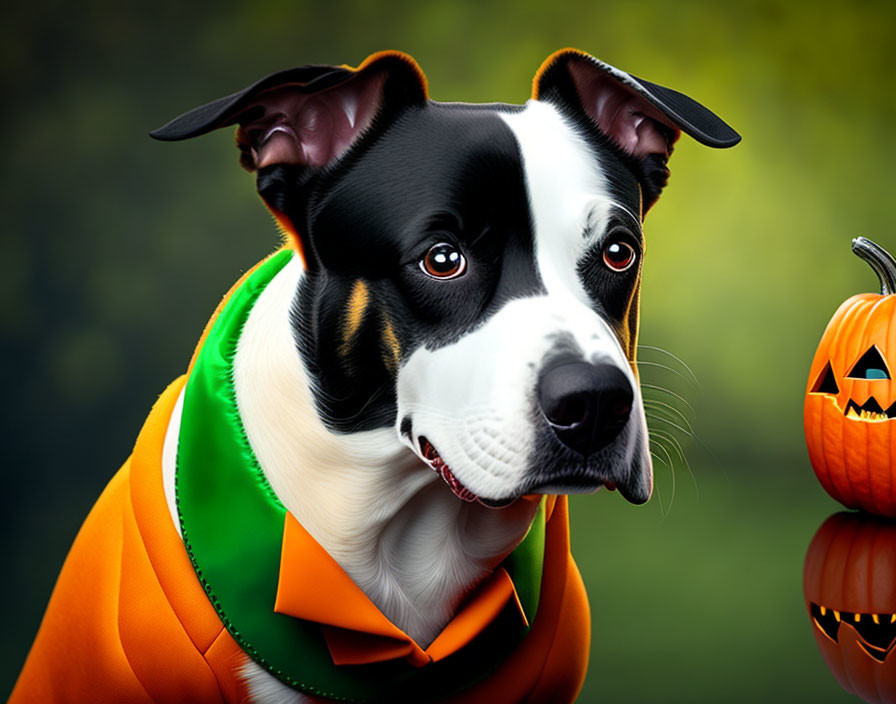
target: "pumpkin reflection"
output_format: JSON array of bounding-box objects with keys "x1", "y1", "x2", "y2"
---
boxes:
[{"x1": 803, "y1": 511, "x2": 896, "y2": 703}]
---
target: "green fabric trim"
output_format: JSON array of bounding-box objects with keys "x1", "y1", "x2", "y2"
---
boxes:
[
  {"x1": 503, "y1": 503, "x2": 544, "y2": 625},
  {"x1": 176, "y1": 250, "x2": 546, "y2": 702}
]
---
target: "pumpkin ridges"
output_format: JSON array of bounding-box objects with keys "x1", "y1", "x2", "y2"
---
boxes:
[
  {"x1": 840, "y1": 521, "x2": 858, "y2": 607},
  {"x1": 822, "y1": 401, "x2": 851, "y2": 505},
  {"x1": 869, "y1": 425, "x2": 891, "y2": 516},
  {"x1": 838, "y1": 525, "x2": 866, "y2": 698},
  {"x1": 871, "y1": 524, "x2": 896, "y2": 608},
  {"x1": 838, "y1": 300, "x2": 874, "y2": 507},
  {"x1": 811, "y1": 401, "x2": 840, "y2": 502},
  {"x1": 858, "y1": 297, "x2": 896, "y2": 516},
  {"x1": 847, "y1": 298, "x2": 886, "y2": 510},
  {"x1": 811, "y1": 408, "x2": 832, "y2": 499},
  {"x1": 863, "y1": 296, "x2": 896, "y2": 408},
  {"x1": 889, "y1": 415, "x2": 895, "y2": 516},
  {"x1": 884, "y1": 300, "x2": 896, "y2": 517},
  {"x1": 811, "y1": 300, "x2": 858, "y2": 505},
  {"x1": 851, "y1": 300, "x2": 878, "y2": 514},
  {"x1": 811, "y1": 399, "x2": 839, "y2": 502},
  {"x1": 813, "y1": 305, "x2": 842, "y2": 500}
]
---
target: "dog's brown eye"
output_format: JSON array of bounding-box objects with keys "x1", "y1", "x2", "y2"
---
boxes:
[
  {"x1": 602, "y1": 240, "x2": 636, "y2": 272},
  {"x1": 421, "y1": 243, "x2": 466, "y2": 279}
]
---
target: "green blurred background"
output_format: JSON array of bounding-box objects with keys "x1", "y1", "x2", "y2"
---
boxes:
[{"x1": 4, "y1": 0, "x2": 894, "y2": 701}]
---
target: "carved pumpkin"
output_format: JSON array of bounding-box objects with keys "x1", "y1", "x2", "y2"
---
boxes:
[
  {"x1": 803, "y1": 511, "x2": 896, "y2": 703},
  {"x1": 805, "y1": 237, "x2": 896, "y2": 517}
]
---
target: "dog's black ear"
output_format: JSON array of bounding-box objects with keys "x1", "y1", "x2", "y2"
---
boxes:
[
  {"x1": 533, "y1": 49, "x2": 740, "y2": 214},
  {"x1": 151, "y1": 51, "x2": 427, "y2": 171},
  {"x1": 151, "y1": 52, "x2": 428, "y2": 262}
]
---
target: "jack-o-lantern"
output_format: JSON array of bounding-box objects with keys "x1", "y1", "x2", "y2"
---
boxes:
[
  {"x1": 803, "y1": 511, "x2": 896, "y2": 703},
  {"x1": 805, "y1": 237, "x2": 896, "y2": 517}
]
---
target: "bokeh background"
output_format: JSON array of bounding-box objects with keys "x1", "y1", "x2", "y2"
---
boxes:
[{"x1": 4, "y1": 0, "x2": 895, "y2": 701}]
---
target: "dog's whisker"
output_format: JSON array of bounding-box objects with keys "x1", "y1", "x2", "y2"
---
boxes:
[
  {"x1": 635, "y1": 360, "x2": 700, "y2": 389},
  {"x1": 649, "y1": 451, "x2": 670, "y2": 468},
  {"x1": 643, "y1": 400, "x2": 696, "y2": 431},
  {"x1": 651, "y1": 457, "x2": 666, "y2": 516},
  {"x1": 648, "y1": 446, "x2": 676, "y2": 519},
  {"x1": 661, "y1": 455, "x2": 676, "y2": 520},
  {"x1": 649, "y1": 446, "x2": 676, "y2": 518},
  {"x1": 638, "y1": 345, "x2": 699, "y2": 515},
  {"x1": 650, "y1": 429, "x2": 699, "y2": 500},
  {"x1": 646, "y1": 403, "x2": 717, "y2": 465},
  {"x1": 644, "y1": 414, "x2": 695, "y2": 445},
  {"x1": 649, "y1": 440, "x2": 677, "y2": 513},
  {"x1": 637, "y1": 345, "x2": 701, "y2": 388},
  {"x1": 651, "y1": 445, "x2": 675, "y2": 471},
  {"x1": 645, "y1": 415, "x2": 695, "y2": 439},
  {"x1": 644, "y1": 403, "x2": 694, "y2": 433},
  {"x1": 639, "y1": 384, "x2": 696, "y2": 417},
  {"x1": 649, "y1": 429, "x2": 686, "y2": 462}
]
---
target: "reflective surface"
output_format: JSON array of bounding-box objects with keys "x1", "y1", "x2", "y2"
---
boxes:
[{"x1": 804, "y1": 512, "x2": 896, "y2": 704}]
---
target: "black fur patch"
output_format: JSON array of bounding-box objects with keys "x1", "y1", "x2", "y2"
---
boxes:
[
  {"x1": 276, "y1": 100, "x2": 645, "y2": 431},
  {"x1": 286, "y1": 104, "x2": 543, "y2": 431}
]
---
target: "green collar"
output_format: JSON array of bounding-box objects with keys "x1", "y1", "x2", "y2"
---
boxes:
[{"x1": 176, "y1": 249, "x2": 545, "y2": 702}]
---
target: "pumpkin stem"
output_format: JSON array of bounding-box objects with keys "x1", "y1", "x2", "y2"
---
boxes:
[{"x1": 852, "y1": 237, "x2": 896, "y2": 295}]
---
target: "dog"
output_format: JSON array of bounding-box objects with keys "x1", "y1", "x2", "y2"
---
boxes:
[{"x1": 13, "y1": 49, "x2": 738, "y2": 703}]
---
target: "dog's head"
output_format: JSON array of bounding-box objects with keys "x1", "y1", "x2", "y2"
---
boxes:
[{"x1": 153, "y1": 50, "x2": 738, "y2": 507}]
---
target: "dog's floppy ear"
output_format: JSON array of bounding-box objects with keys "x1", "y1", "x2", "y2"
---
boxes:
[
  {"x1": 151, "y1": 52, "x2": 428, "y2": 262},
  {"x1": 151, "y1": 51, "x2": 427, "y2": 170},
  {"x1": 532, "y1": 49, "x2": 740, "y2": 214}
]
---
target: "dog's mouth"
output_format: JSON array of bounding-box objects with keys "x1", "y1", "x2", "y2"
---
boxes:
[
  {"x1": 417, "y1": 435, "x2": 626, "y2": 507},
  {"x1": 419, "y1": 436, "x2": 479, "y2": 503},
  {"x1": 418, "y1": 436, "x2": 518, "y2": 508}
]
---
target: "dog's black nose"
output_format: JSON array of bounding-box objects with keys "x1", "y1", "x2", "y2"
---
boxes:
[{"x1": 538, "y1": 361, "x2": 633, "y2": 457}]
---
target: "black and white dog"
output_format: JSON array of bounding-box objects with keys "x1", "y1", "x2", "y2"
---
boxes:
[
  {"x1": 151, "y1": 49, "x2": 738, "y2": 701},
  {"x1": 17, "y1": 49, "x2": 738, "y2": 703}
]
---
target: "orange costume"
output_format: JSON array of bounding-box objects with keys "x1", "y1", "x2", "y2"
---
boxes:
[{"x1": 12, "y1": 251, "x2": 590, "y2": 703}]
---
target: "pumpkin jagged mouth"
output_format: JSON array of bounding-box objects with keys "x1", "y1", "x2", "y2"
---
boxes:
[
  {"x1": 810, "y1": 602, "x2": 896, "y2": 662},
  {"x1": 844, "y1": 397, "x2": 896, "y2": 422}
]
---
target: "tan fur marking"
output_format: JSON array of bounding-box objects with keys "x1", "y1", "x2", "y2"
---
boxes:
[
  {"x1": 381, "y1": 317, "x2": 401, "y2": 372},
  {"x1": 340, "y1": 280, "x2": 369, "y2": 356}
]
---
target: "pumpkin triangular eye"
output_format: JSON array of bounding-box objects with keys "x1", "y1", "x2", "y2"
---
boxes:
[
  {"x1": 847, "y1": 346, "x2": 891, "y2": 380},
  {"x1": 811, "y1": 361, "x2": 840, "y2": 394}
]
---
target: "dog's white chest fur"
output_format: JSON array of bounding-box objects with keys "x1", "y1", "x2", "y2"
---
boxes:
[
  {"x1": 161, "y1": 257, "x2": 539, "y2": 701},
  {"x1": 233, "y1": 258, "x2": 538, "y2": 644}
]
